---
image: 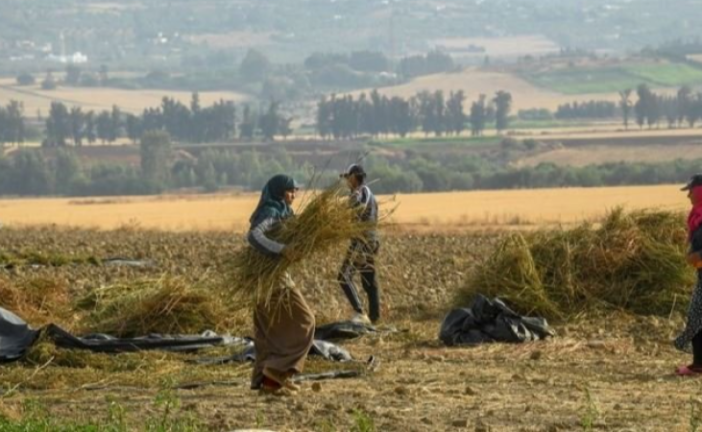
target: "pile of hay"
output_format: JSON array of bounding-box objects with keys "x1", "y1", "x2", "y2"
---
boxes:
[
  {"x1": 79, "y1": 276, "x2": 226, "y2": 337},
  {"x1": 0, "y1": 276, "x2": 73, "y2": 327},
  {"x1": 457, "y1": 208, "x2": 694, "y2": 319},
  {"x1": 229, "y1": 181, "x2": 375, "y2": 307}
]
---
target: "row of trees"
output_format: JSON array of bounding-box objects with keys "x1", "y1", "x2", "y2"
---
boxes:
[
  {"x1": 555, "y1": 101, "x2": 618, "y2": 120},
  {"x1": 40, "y1": 94, "x2": 292, "y2": 147},
  {"x1": 1, "y1": 141, "x2": 699, "y2": 197},
  {"x1": 316, "y1": 90, "x2": 513, "y2": 139},
  {"x1": 0, "y1": 133, "x2": 312, "y2": 196},
  {"x1": 620, "y1": 85, "x2": 702, "y2": 129}
]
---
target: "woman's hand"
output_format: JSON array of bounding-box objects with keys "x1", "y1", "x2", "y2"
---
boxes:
[
  {"x1": 687, "y1": 252, "x2": 702, "y2": 269},
  {"x1": 281, "y1": 246, "x2": 295, "y2": 262}
]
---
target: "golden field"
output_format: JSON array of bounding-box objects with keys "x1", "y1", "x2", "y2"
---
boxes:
[
  {"x1": 352, "y1": 68, "x2": 648, "y2": 112},
  {"x1": 0, "y1": 185, "x2": 689, "y2": 231},
  {"x1": 0, "y1": 79, "x2": 249, "y2": 114}
]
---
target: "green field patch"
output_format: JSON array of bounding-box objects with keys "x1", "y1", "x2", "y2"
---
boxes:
[
  {"x1": 522, "y1": 68, "x2": 641, "y2": 94},
  {"x1": 623, "y1": 63, "x2": 702, "y2": 87},
  {"x1": 523, "y1": 62, "x2": 702, "y2": 94}
]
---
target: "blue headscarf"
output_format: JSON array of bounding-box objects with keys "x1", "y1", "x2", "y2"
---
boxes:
[{"x1": 249, "y1": 174, "x2": 299, "y2": 228}]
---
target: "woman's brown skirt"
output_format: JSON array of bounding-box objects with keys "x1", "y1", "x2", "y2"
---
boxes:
[{"x1": 251, "y1": 279, "x2": 315, "y2": 389}]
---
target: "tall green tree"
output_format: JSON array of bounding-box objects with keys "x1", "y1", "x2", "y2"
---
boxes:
[
  {"x1": 4, "y1": 101, "x2": 25, "y2": 145},
  {"x1": 96, "y1": 111, "x2": 112, "y2": 144},
  {"x1": 493, "y1": 91, "x2": 512, "y2": 132},
  {"x1": 110, "y1": 105, "x2": 122, "y2": 142},
  {"x1": 469, "y1": 95, "x2": 488, "y2": 136},
  {"x1": 45, "y1": 102, "x2": 71, "y2": 146},
  {"x1": 446, "y1": 91, "x2": 466, "y2": 136},
  {"x1": 69, "y1": 106, "x2": 85, "y2": 147}
]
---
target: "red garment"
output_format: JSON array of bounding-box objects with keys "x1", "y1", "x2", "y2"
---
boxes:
[{"x1": 689, "y1": 187, "x2": 702, "y2": 239}]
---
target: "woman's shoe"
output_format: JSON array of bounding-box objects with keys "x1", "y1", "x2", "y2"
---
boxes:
[{"x1": 676, "y1": 364, "x2": 702, "y2": 376}]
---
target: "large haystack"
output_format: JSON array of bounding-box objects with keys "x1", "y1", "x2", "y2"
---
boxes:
[{"x1": 457, "y1": 209, "x2": 693, "y2": 319}]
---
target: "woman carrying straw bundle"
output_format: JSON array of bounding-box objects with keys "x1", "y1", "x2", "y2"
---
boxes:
[
  {"x1": 675, "y1": 174, "x2": 702, "y2": 376},
  {"x1": 247, "y1": 174, "x2": 315, "y2": 394}
]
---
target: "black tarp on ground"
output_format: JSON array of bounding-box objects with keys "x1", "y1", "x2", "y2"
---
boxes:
[
  {"x1": 45, "y1": 325, "x2": 248, "y2": 354},
  {"x1": 314, "y1": 321, "x2": 378, "y2": 341},
  {"x1": 440, "y1": 294, "x2": 555, "y2": 346},
  {"x1": 0, "y1": 308, "x2": 40, "y2": 362},
  {"x1": 314, "y1": 320, "x2": 401, "y2": 341},
  {"x1": 0, "y1": 306, "x2": 355, "y2": 363}
]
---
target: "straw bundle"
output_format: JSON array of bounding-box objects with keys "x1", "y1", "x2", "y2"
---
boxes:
[
  {"x1": 0, "y1": 276, "x2": 72, "y2": 327},
  {"x1": 80, "y1": 276, "x2": 225, "y2": 337},
  {"x1": 229, "y1": 181, "x2": 375, "y2": 307},
  {"x1": 458, "y1": 208, "x2": 694, "y2": 319}
]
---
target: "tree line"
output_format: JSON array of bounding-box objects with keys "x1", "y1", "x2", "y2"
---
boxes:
[
  {"x1": 623, "y1": 84, "x2": 702, "y2": 129},
  {"x1": 2, "y1": 135, "x2": 699, "y2": 197},
  {"x1": 34, "y1": 94, "x2": 292, "y2": 147},
  {"x1": 555, "y1": 101, "x2": 618, "y2": 120},
  {"x1": 517, "y1": 85, "x2": 702, "y2": 127},
  {"x1": 316, "y1": 89, "x2": 513, "y2": 139}
]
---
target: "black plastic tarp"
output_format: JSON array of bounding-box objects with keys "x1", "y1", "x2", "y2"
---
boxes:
[
  {"x1": 45, "y1": 325, "x2": 248, "y2": 354},
  {"x1": 440, "y1": 295, "x2": 555, "y2": 346},
  {"x1": 0, "y1": 307, "x2": 40, "y2": 362},
  {"x1": 314, "y1": 320, "x2": 379, "y2": 341},
  {"x1": 0, "y1": 306, "x2": 354, "y2": 363}
]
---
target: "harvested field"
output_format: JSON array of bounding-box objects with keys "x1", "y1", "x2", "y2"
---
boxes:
[
  {"x1": 0, "y1": 223, "x2": 697, "y2": 431},
  {"x1": 0, "y1": 185, "x2": 689, "y2": 231},
  {"x1": 431, "y1": 35, "x2": 560, "y2": 58},
  {"x1": 516, "y1": 143, "x2": 702, "y2": 167},
  {"x1": 0, "y1": 79, "x2": 249, "y2": 114}
]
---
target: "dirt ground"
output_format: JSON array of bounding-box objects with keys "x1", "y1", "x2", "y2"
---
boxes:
[
  {"x1": 0, "y1": 228, "x2": 698, "y2": 431},
  {"x1": 2, "y1": 316, "x2": 699, "y2": 432}
]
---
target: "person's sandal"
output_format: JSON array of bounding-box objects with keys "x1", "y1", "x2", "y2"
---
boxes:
[
  {"x1": 676, "y1": 365, "x2": 702, "y2": 376},
  {"x1": 282, "y1": 379, "x2": 301, "y2": 392},
  {"x1": 259, "y1": 376, "x2": 296, "y2": 396}
]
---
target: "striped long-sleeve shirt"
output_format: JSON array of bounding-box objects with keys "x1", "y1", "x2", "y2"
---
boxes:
[
  {"x1": 247, "y1": 217, "x2": 285, "y2": 257},
  {"x1": 351, "y1": 184, "x2": 379, "y2": 243}
]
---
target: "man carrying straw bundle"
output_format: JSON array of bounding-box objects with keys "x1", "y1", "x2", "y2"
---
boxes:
[
  {"x1": 337, "y1": 164, "x2": 381, "y2": 324},
  {"x1": 676, "y1": 174, "x2": 702, "y2": 376},
  {"x1": 247, "y1": 174, "x2": 315, "y2": 395}
]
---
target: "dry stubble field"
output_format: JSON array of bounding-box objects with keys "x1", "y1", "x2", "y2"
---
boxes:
[
  {"x1": 0, "y1": 186, "x2": 698, "y2": 431},
  {"x1": 0, "y1": 79, "x2": 249, "y2": 114}
]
